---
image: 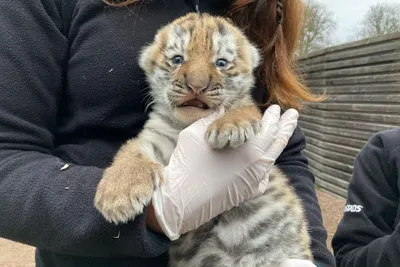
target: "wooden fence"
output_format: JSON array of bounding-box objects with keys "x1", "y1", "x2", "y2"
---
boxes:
[{"x1": 298, "y1": 32, "x2": 400, "y2": 198}]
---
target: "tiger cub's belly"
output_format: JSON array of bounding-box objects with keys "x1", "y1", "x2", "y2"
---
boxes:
[{"x1": 168, "y1": 167, "x2": 312, "y2": 267}]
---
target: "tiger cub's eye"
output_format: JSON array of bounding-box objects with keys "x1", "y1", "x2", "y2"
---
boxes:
[
  {"x1": 215, "y1": 59, "x2": 228, "y2": 69},
  {"x1": 171, "y1": 55, "x2": 184, "y2": 65}
]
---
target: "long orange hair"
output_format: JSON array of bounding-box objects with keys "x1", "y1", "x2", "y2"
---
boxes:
[{"x1": 104, "y1": 0, "x2": 324, "y2": 110}]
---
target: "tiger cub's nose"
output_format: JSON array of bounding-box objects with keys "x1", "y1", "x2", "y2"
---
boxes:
[{"x1": 185, "y1": 75, "x2": 210, "y2": 95}]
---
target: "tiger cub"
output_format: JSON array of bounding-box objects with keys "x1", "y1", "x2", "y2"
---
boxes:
[{"x1": 94, "y1": 13, "x2": 313, "y2": 267}]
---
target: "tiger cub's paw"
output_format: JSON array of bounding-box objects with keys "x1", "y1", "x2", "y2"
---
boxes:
[
  {"x1": 94, "y1": 159, "x2": 163, "y2": 224},
  {"x1": 205, "y1": 108, "x2": 262, "y2": 149}
]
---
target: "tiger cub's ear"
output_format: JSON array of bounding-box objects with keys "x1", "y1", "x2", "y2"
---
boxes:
[
  {"x1": 250, "y1": 44, "x2": 261, "y2": 70},
  {"x1": 223, "y1": 16, "x2": 234, "y2": 25},
  {"x1": 138, "y1": 44, "x2": 155, "y2": 73}
]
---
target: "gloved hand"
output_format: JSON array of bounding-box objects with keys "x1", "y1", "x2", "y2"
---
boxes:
[
  {"x1": 279, "y1": 259, "x2": 317, "y2": 267},
  {"x1": 151, "y1": 105, "x2": 299, "y2": 240}
]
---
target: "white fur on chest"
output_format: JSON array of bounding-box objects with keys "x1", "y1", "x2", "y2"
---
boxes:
[{"x1": 138, "y1": 113, "x2": 181, "y2": 165}]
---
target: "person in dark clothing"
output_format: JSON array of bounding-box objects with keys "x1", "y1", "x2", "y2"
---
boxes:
[
  {"x1": 0, "y1": 0, "x2": 334, "y2": 266},
  {"x1": 332, "y1": 128, "x2": 400, "y2": 267}
]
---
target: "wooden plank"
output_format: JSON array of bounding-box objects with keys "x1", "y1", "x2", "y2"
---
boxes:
[
  {"x1": 304, "y1": 150, "x2": 355, "y2": 174},
  {"x1": 306, "y1": 79, "x2": 326, "y2": 86},
  {"x1": 301, "y1": 109, "x2": 400, "y2": 124},
  {"x1": 302, "y1": 128, "x2": 367, "y2": 149},
  {"x1": 304, "y1": 52, "x2": 400, "y2": 73},
  {"x1": 314, "y1": 177, "x2": 349, "y2": 199},
  {"x1": 308, "y1": 157, "x2": 353, "y2": 183},
  {"x1": 300, "y1": 40, "x2": 400, "y2": 65},
  {"x1": 308, "y1": 163, "x2": 351, "y2": 189},
  {"x1": 305, "y1": 145, "x2": 356, "y2": 171},
  {"x1": 300, "y1": 121, "x2": 375, "y2": 140},
  {"x1": 299, "y1": 32, "x2": 400, "y2": 61},
  {"x1": 307, "y1": 63, "x2": 400, "y2": 79},
  {"x1": 300, "y1": 114, "x2": 397, "y2": 132},
  {"x1": 306, "y1": 73, "x2": 400, "y2": 86},
  {"x1": 306, "y1": 143, "x2": 356, "y2": 164},
  {"x1": 326, "y1": 42, "x2": 399, "y2": 62},
  {"x1": 305, "y1": 137, "x2": 360, "y2": 158},
  {"x1": 309, "y1": 84, "x2": 400, "y2": 94},
  {"x1": 306, "y1": 144, "x2": 356, "y2": 167},
  {"x1": 305, "y1": 102, "x2": 400, "y2": 113},
  {"x1": 326, "y1": 94, "x2": 400, "y2": 103}
]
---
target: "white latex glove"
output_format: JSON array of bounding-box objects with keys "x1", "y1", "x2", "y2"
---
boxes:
[
  {"x1": 151, "y1": 105, "x2": 299, "y2": 240},
  {"x1": 279, "y1": 259, "x2": 317, "y2": 267}
]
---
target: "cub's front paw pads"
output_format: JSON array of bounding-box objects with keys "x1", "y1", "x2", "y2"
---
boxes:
[
  {"x1": 205, "y1": 117, "x2": 261, "y2": 149},
  {"x1": 94, "y1": 164, "x2": 162, "y2": 224}
]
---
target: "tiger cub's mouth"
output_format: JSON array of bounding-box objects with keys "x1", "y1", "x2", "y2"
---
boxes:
[{"x1": 178, "y1": 99, "x2": 210, "y2": 109}]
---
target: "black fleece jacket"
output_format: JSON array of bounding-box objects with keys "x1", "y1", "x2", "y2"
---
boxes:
[
  {"x1": 0, "y1": 0, "x2": 334, "y2": 266},
  {"x1": 332, "y1": 128, "x2": 400, "y2": 267}
]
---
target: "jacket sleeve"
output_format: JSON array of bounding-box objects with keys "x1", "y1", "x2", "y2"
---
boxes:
[
  {"x1": 0, "y1": 1, "x2": 169, "y2": 258},
  {"x1": 332, "y1": 131, "x2": 400, "y2": 267},
  {"x1": 276, "y1": 126, "x2": 335, "y2": 267}
]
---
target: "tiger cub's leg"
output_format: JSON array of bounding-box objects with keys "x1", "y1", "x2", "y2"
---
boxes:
[{"x1": 94, "y1": 139, "x2": 163, "y2": 224}]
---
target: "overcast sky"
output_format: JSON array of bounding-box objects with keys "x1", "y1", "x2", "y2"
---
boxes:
[{"x1": 315, "y1": 0, "x2": 400, "y2": 45}]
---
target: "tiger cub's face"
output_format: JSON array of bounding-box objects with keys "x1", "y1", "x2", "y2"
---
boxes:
[{"x1": 139, "y1": 13, "x2": 260, "y2": 125}]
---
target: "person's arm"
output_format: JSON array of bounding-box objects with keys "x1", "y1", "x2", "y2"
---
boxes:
[
  {"x1": 332, "y1": 130, "x2": 400, "y2": 267},
  {"x1": 275, "y1": 126, "x2": 335, "y2": 267},
  {"x1": 0, "y1": 0, "x2": 169, "y2": 258}
]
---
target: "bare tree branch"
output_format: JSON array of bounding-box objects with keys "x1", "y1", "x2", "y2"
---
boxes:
[
  {"x1": 355, "y1": 2, "x2": 400, "y2": 39},
  {"x1": 297, "y1": 0, "x2": 337, "y2": 57}
]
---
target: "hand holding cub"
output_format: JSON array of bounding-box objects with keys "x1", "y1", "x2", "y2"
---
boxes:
[{"x1": 152, "y1": 105, "x2": 299, "y2": 240}]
